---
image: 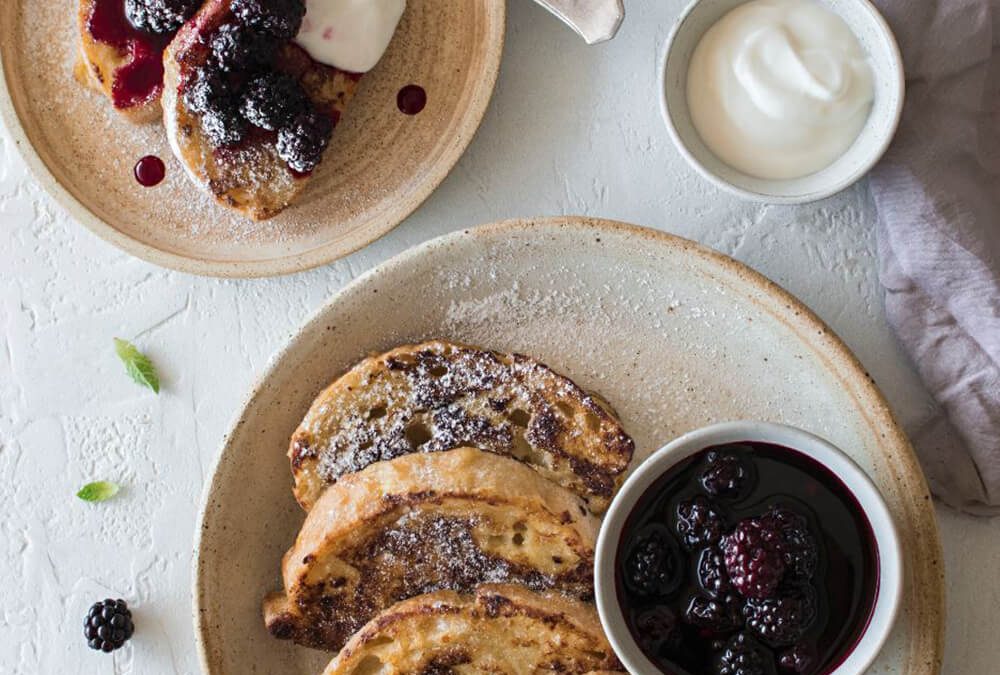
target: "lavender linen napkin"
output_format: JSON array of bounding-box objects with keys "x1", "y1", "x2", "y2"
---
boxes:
[{"x1": 869, "y1": 0, "x2": 1000, "y2": 514}]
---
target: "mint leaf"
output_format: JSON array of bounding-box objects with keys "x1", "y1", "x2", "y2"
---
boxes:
[
  {"x1": 114, "y1": 338, "x2": 160, "y2": 393},
  {"x1": 77, "y1": 481, "x2": 120, "y2": 502}
]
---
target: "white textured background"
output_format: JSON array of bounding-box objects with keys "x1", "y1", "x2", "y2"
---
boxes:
[{"x1": 1, "y1": 1, "x2": 997, "y2": 673}]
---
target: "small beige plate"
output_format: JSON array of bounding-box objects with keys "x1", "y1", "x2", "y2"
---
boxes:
[
  {"x1": 194, "y1": 217, "x2": 943, "y2": 674},
  {"x1": 0, "y1": 1, "x2": 504, "y2": 277}
]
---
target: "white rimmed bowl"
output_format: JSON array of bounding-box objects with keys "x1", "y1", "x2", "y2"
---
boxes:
[
  {"x1": 595, "y1": 421, "x2": 903, "y2": 674},
  {"x1": 660, "y1": 0, "x2": 904, "y2": 203}
]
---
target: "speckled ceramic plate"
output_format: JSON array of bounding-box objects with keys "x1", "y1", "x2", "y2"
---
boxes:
[
  {"x1": 0, "y1": 1, "x2": 504, "y2": 277},
  {"x1": 194, "y1": 217, "x2": 944, "y2": 674}
]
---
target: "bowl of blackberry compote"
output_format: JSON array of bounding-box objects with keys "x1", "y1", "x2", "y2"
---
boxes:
[{"x1": 595, "y1": 422, "x2": 902, "y2": 675}]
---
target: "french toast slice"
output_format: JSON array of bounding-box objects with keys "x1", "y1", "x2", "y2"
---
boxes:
[
  {"x1": 162, "y1": 0, "x2": 361, "y2": 220},
  {"x1": 77, "y1": 0, "x2": 179, "y2": 122},
  {"x1": 263, "y1": 448, "x2": 600, "y2": 652},
  {"x1": 290, "y1": 340, "x2": 635, "y2": 514},
  {"x1": 322, "y1": 584, "x2": 623, "y2": 674}
]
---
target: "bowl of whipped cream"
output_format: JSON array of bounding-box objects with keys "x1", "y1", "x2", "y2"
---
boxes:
[{"x1": 660, "y1": 0, "x2": 904, "y2": 203}]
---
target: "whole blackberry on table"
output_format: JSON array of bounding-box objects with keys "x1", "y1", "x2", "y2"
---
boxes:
[
  {"x1": 723, "y1": 517, "x2": 786, "y2": 599},
  {"x1": 201, "y1": 106, "x2": 249, "y2": 147},
  {"x1": 84, "y1": 599, "x2": 134, "y2": 653},
  {"x1": 716, "y1": 632, "x2": 774, "y2": 675},
  {"x1": 684, "y1": 592, "x2": 743, "y2": 632},
  {"x1": 125, "y1": 0, "x2": 200, "y2": 34},
  {"x1": 183, "y1": 66, "x2": 234, "y2": 115},
  {"x1": 230, "y1": 0, "x2": 306, "y2": 40},
  {"x1": 240, "y1": 71, "x2": 307, "y2": 131},
  {"x1": 209, "y1": 23, "x2": 276, "y2": 72},
  {"x1": 624, "y1": 527, "x2": 682, "y2": 597},
  {"x1": 698, "y1": 546, "x2": 732, "y2": 597},
  {"x1": 761, "y1": 505, "x2": 818, "y2": 580},
  {"x1": 277, "y1": 110, "x2": 334, "y2": 173},
  {"x1": 675, "y1": 495, "x2": 726, "y2": 549},
  {"x1": 743, "y1": 584, "x2": 817, "y2": 647},
  {"x1": 701, "y1": 448, "x2": 751, "y2": 497}
]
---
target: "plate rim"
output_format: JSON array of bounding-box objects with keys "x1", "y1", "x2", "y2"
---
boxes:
[
  {"x1": 0, "y1": 2, "x2": 506, "y2": 278},
  {"x1": 192, "y1": 215, "x2": 945, "y2": 673}
]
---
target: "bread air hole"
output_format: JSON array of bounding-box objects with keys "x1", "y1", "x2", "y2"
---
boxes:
[
  {"x1": 508, "y1": 408, "x2": 531, "y2": 428},
  {"x1": 404, "y1": 420, "x2": 433, "y2": 448},
  {"x1": 556, "y1": 401, "x2": 574, "y2": 418},
  {"x1": 367, "y1": 405, "x2": 388, "y2": 420},
  {"x1": 584, "y1": 411, "x2": 600, "y2": 431},
  {"x1": 512, "y1": 521, "x2": 527, "y2": 546},
  {"x1": 428, "y1": 365, "x2": 448, "y2": 378},
  {"x1": 351, "y1": 655, "x2": 385, "y2": 675}
]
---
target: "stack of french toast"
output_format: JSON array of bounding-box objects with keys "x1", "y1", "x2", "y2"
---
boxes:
[{"x1": 262, "y1": 340, "x2": 636, "y2": 673}]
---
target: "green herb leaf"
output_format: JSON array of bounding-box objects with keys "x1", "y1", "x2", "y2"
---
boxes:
[
  {"x1": 114, "y1": 338, "x2": 160, "y2": 393},
  {"x1": 77, "y1": 481, "x2": 120, "y2": 502}
]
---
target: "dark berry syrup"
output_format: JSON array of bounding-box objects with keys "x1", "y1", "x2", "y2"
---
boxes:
[
  {"x1": 397, "y1": 84, "x2": 427, "y2": 115},
  {"x1": 616, "y1": 442, "x2": 878, "y2": 675},
  {"x1": 86, "y1": 0, "x2": 170, "y2": 109},
  {"x1": 134, "y1": 155, "x2": 165, "y2": 186}
]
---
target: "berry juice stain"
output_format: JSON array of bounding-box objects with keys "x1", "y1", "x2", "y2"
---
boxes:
[
  {"x1": 134, "y1": 155, "x2": 166, "y2": 187},
  {"x1": 87, "y1": 0, "x2": 170, "y2": 109},
  {"x1": 616, "y1": 442, "x2": 878, "y2": 675},
  {"x1": 396, "y1": 84, "x2": 427, "y2": 115}
]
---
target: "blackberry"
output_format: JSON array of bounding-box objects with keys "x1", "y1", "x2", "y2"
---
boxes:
[
  {"x1": 84, "y1": 599, "x2": 134, "y2": 653},
  {"x1": 761, "y1": 505, "x2": 818, "y2": 580},
  {"x1": 716, "y1": 632, "x2": 773, "y2": 675},
  {"x1": 698, "y1": 546, "x2": 732, "y2": 598},
  {"x1": 744, "y1": 585, "x2": 816, "y2": 647},
  {"x1": 723, "y1": 518, "x2": 785, "y2": 599},
  {"x1": 183, "y1": 66, "x2": 234, "y2": 115},
  {"x1": 701, "y1": 448, "x2": 751, "y2": 497},
  {"x1": 624, "y1": 527, "x2": 683, "y2": 597},
  {"x1": 778, "y1": 642, "x2": 816, "y2": 673},
  {"x1": 125, "y1": 0, "x2": 199, "y2": 34},
  {"x1": 684, "y1": 593, "x2": 743, "y2": 633},
  {"x1": 209, "y1": 23, "x2": 276, "y2": 72},
  {"x1": 675, "y1": 495, "x2": 726, "y2": 549},
  {"x1": 634, "y1": 605, "x2": 679, "y2": 653},
  {"x1": 201, "y1": 107, "x2": 248, "y2": 147},
  {"x1": 230, "y1": 0, "x2": 306, "y2": 40},
  {"x1": 277, "y1": 110, "x2": 334, "y2": 173},
  {"x1": 239, "y1": 71, "x2": 306, "y2": 131}
]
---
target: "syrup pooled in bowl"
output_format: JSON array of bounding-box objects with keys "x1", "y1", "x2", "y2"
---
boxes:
[{"x1": 616, "y1": 442, "x2": 878, "y2": 675}]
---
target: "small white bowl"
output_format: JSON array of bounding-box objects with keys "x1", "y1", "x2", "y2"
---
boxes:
[
  {"x1": 660, "y1": 0, "x2": 904, "y2": 203},
  {"x1": 595, "y1": 421, "x2": 902, "y2": 674}
]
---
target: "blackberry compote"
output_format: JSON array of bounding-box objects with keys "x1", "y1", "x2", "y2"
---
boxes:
[{"x1": 615, "y1": 442, "x2": 878, "y2": 675}]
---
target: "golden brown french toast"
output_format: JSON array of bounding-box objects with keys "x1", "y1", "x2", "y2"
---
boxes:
[
  {"x1": 290, "y1": 340, "x2": 635, "y2": 514},
  {"x1": 162, "y1": 0, "x2": 361, "y2": 219},
  {"x1": 322, "y1": 585, "x2": 623, "y2": 674},
  {"x1": 263, "y1": 448, "x2": 600, "y2": 652}
]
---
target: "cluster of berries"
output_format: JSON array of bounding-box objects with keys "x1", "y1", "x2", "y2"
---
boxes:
[
  {"x1": 166, "y1": 0, "x2": 334, "y2": 172},
  {"x1": 623, "y1": 449, "x2": 823, "y2": 675}
]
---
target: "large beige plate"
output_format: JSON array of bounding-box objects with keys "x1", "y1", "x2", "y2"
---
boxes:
[
  {"x1": 0, "y1": 2, "x2": 504, "y2": 277},
  {"x1": 194, "y1": 217, "x2": 944, "y2": 674}
]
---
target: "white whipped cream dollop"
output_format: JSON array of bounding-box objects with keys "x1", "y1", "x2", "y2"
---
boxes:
[
  {"x1": 686, "y1": 0, "x2": 874, "y2": 180},
  {"x1": 294, "y1": 0, "x2": 405, "y2": 73}
]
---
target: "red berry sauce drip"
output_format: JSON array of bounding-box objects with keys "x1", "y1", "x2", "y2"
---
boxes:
[
  {"x1": 87, "y1": 0, "x2": 170, "y2": 109},
  {"x1": 396, "y1": 84, "x2": 427, "y2": 115},
  {"x1": 134, "y1": 155, "x2": 166, "y2": 187}
]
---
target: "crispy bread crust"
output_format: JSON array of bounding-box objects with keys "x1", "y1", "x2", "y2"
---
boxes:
[
  {"x1": 323, "y1": 584, "x2": 623, "y2": 674},
  {"x1": 77, "y1": 0, "x2": 163, "y2": 123},
  {"x1": 263, "y1": 448, "x2": 601, "y2": 652},
  {"x1": 290, "y1": 340, "x2": 635, "y2": 514},
  {"x1": 162, "y1": 0, "x2": 361, "y2": 220}
]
